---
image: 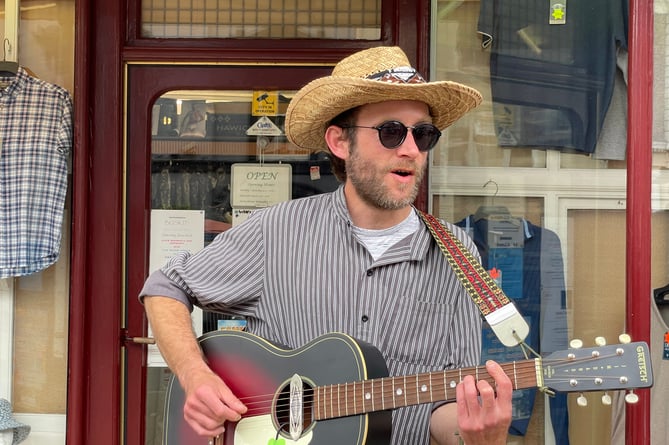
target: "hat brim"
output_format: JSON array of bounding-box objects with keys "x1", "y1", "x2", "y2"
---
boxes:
[
  {"x1": 285, "y1": 76, "x2": 482, "y2": 152},
  {"x1": 14, "y1": 424, "x2": 30, "y2": 444},
  {"x1": 1, "y1": 422, "x2": 30, "y2": 445}
]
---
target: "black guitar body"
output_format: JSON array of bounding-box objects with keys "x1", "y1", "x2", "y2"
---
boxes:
[{"x1": 164, "y1": 330, "x2": 392, "y2": 445}]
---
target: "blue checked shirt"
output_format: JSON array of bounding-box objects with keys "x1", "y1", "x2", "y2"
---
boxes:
[
  {"x1": 0, "y1": 67, "x2": 73, "y2": 278},
  {"x1": 140, "y1": 186, "x2": 483, "y2": 444}
]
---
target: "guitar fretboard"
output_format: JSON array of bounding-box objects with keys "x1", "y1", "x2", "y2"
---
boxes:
[{"x1": 313, "y1": 359, "x2": 540, "y2": 420}]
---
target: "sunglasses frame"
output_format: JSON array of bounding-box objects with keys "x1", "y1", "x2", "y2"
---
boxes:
[{"x1": 340, "y1": 120, "x2": 442, "y2": 152}]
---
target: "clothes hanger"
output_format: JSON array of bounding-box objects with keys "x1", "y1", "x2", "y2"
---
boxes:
[
  {"x1": 0, "y1": 38, "x2": 19, "y2": 76},
  {"x1": 474, "y1": 180, "x2": 513, "y2": 221},
  {"x1": 653, "y1": 283, "x2": 669, "y2": 306}
]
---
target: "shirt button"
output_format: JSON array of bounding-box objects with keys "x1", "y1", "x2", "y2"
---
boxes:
[
  {"x1": 366, "y1": 270, "x2": 373, "y2": 276},
  {"x1": 361, "y1": 315, "x2": 369, "y2": 322}
]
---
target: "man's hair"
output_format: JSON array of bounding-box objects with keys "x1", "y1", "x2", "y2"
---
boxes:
[{"x1": 326, "y1": 107, "x2": 360, "y2": 182}]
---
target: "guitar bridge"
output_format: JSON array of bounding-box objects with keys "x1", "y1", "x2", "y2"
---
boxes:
[{"x1": 289, "y1": 374, "x2": 304, "y2": 440}]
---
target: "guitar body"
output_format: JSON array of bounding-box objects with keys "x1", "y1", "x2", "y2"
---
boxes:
[{"x1": 163, "y1": 330, "x2": 392, "y2": 445}]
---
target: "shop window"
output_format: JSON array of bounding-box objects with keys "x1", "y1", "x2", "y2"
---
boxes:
[
  {"x1": 140, "y1": 0, "x2": 382, "y2": 39},
  {"x1": 0, "y1": 1, "x2": 75, "y2": 443},
  {"x1": 432, "y1": 0, "x2": 632, "y2": 443}
]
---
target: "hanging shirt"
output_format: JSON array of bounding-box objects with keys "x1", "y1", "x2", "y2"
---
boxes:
[
  {"x1": 477, "y1": 0, "x2": 628, "y2": 154},
  {"x1": 0, "y1": 67, "x2": 73, "y2": 278}
]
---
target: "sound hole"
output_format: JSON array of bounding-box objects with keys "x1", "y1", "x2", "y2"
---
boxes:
[{"x1": 274, "y1": 379, "x2": 314, "y2": 436}]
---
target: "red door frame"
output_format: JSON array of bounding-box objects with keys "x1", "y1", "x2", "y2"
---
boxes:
[
  {"x1": 68, "y1": 0, "x2": 652, "y2": 443},
  {"x1": 625, "y1": 0, "x2": 653, "y2": 441}
]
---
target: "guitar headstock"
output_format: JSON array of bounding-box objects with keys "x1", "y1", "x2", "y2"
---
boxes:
[{"x1": 540, "y1": 340, "x2": 653, "y2": 402}]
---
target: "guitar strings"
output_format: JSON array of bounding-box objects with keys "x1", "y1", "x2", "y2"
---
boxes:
[
  {"x1": 224, "y1": 352, "x2": 629, "y2": 420},
  {"x1": 228, "y1": 364, "x2": 544, "y2": 418}
]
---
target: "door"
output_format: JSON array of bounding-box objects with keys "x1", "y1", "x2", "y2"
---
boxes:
[{"x1": 123, "y1": 63, "x2": 335, "y2": 445}]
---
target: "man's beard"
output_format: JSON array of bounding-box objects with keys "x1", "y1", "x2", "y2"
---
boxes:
[{"x1": 346, "y1": 145, "x2": 425, "y2": 210}]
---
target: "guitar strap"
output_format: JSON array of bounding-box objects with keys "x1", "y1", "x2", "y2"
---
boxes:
[{"x1": 418, "y1": 211, "x2": 529, "y2": 347}]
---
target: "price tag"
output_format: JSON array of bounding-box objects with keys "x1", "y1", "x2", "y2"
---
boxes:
[{"x1": 549, "y1": 0, "x2": 567, "y2": 25}]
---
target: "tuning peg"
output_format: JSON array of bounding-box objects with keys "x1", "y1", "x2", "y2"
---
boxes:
[
  {"x1": 569, "y1": 339, "x2": 583, "y2": 349},
  {"x1": 618, "y1": 333, "x2": 632, "y2": 344},
  {"x1": 601, "y1": 393, "x2": 612, "y2": 405},
  {"x1": 595, "y1": 336, "x2": 607, "y2": 346},
  {"x1": 625, "y1": 391, "x2": 639, "y2": 404},
  {"x1": 577, "y1": 394, "x2": 588, "y2": 407}
]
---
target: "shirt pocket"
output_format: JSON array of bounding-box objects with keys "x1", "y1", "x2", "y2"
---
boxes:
[{"x1": 378, "y1": 296, "x2": 454, "y2": 367}]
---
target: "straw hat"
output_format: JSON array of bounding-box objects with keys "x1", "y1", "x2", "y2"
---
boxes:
[
  {"x1": 285, "y1": 46, "x2": 482, "y2": 152},
  {"x1": 0, "y1": 399, "x2": 30, "y2": 444}
]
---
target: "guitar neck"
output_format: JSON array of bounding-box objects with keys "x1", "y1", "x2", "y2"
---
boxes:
[{"x1": 313, "y1": 358, "x2": 540, "y2": 421}]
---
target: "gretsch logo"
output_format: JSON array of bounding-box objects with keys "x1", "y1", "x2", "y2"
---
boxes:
[{"x1": 637, "y1": 345, "x2": 649, "y2": 383}]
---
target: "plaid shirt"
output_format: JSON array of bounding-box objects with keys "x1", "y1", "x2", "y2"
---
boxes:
[{"x1": 0, "y1": 67, "x2": 73, "y2": 278}]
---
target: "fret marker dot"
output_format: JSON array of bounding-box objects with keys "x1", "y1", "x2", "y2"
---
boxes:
[
  {"x1": 395, "y1": 388, "x2": 403, "y2": 396},
  {"x1": 365, "y1": 393, "x2": 371, "y2": 400},
  {"x1": 449, "y1": 381, "x2": 457, "y2": 388},
  {"x1": 421, "y1": 385, "x2": 428, "y2": 392}
]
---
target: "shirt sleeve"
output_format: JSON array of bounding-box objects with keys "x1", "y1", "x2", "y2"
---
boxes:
[
  {"x1": 139, "y1": 268, "x2": 194, "y2": 310},
  {"x1": 138, "y1": 209, "x2": 267, "y2": 315}
]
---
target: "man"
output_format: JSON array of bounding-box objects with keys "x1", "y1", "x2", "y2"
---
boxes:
[{"x1": 141, "y1": 46, "x2": 512, "y2": 445}]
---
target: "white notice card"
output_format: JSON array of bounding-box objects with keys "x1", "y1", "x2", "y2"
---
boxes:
[
  {"x1": 230, "y1": 163, "x2": 292, "y2": 226},
  {"x1": 147, "y1": 209, "x2": 204, "y2": 367}
]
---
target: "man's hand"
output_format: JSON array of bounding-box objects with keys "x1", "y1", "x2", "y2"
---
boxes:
[
  {"x1": 181, "y1": 367, "x2": 248, "y2": 438},
  {"x1": 144, "y1": 296, "x2": 247, "y2": 438},
  {"x1": 455, "y1": 360, "x2": 512, "y2": 445}
]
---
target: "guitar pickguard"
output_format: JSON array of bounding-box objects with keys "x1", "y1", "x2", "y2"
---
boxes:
[{"x1": 233, "y1": 416, "x2": 313, "y2": 445}]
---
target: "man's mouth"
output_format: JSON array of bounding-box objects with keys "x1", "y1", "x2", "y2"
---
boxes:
[{"x1": 392, "y1": 169, "x2": 413, "y2": 177}]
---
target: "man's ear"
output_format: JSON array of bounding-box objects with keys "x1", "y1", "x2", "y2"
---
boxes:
[{"x1": 324, "y1": 125, "x2": 349, "y2": 160}]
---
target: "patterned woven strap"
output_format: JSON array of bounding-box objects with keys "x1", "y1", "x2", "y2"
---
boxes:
[
  {"x1": 419, "y1": 211, "x2": 510, "y2": 316},
  {"x1": 418, "y1": 211, "x2": 529, "y2": 347}
]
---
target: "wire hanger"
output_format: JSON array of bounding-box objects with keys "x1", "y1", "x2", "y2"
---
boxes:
[
  {"x1": 0, "y1": 38, "x2": 19, "y2": 76},
  {"x1": 474, "y1": 179, "x2": 512, "y2": 221}
]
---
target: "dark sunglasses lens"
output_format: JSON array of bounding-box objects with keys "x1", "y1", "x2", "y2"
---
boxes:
[
  {"x1": 377, "y1": 122, "x2": 408, "y2": 148},
  {"x1": 412, "y1": 124, "x2": 441, "y2": 151}
]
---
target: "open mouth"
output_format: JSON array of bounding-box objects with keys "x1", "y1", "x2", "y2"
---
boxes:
[{"x1": 392, "y1": 169, "x2": 413, "y2": 177}]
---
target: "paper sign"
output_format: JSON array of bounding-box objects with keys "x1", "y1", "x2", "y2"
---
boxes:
[
  {"x1": 246, "y1": 115, "x2": 283, "y2": 136},
  {"x1": 231, "y1": 163, "x2": 292, "y2": 208},
  {"x1": 147, "y1": 209, "x2": 205, "y2": 367},
  {"x1": 252, "y1": 91, "x2": 279, "y2": 116}
]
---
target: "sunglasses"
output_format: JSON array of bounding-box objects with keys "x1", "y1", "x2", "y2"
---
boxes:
[{"x1": 341, "y1": 120, "x2": 442, "y2": 152}]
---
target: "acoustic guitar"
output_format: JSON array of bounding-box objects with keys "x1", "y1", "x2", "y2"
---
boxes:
[{"x1": 163, "y1": 330, "x2": 653, "y2": 445}]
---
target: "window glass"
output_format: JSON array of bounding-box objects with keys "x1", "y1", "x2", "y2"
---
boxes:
[
  {"x1": 2, "y1": 1, "x2": 74, "y2": 443},
  {"x1": 141, "y1": 0, "x2": 382, "y2": 39},
  {"x1": 432, "y1": 1, "x2": 629, "y2": 443}
]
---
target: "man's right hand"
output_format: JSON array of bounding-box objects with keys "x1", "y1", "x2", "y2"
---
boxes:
[
  {"x1": 181, "y1": 366, "x2": 248, "y2": 438},
  {"x1": 144, "y1": 295, "x2": 248, "y2": 438}
]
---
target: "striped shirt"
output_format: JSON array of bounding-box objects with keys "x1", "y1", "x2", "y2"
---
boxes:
[
  {"x1": 141, "y1": 186, "x2": 483, "y2": 444},
  {"x1": 0, "y1": 67, "x2": 73, "y2": 278}
]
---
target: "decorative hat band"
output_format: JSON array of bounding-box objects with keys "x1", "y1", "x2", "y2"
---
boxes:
[{"x1": 366, "y1": 66, "x2": 426, "y2": 85}]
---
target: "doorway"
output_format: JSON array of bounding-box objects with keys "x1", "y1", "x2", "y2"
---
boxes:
[{"x1": 123, "y1": 63, "x2": 335, "y2": 444}]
